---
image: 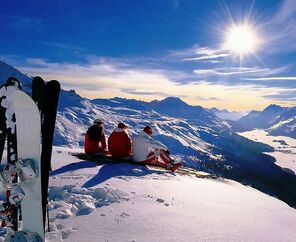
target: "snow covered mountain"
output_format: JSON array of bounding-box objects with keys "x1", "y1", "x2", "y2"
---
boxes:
[
  {"x1": 1, "y1": 60, "x2": 296, "y2": 208},
  {"x1": 232, "y1": 104, "x2": 296, "y2": 139},
  {"x1": 57, "y1": 90, "x2": 296, "y2": 208},
  {"x1": 209, "y1": 107, "x2": 247, "y2": 121},
  {"x1": 149, "y1": 97, "x2": 220, "y2": 125},
  {"x1": 233, "y1": 104, "x2": 289, "y2": 131}
]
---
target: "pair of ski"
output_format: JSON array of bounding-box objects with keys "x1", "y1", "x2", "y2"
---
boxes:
[
  {"x1": 32, "y1": 76, "x2": 60, "y2": 236},
  {"x1": 0, "y1": 77, "x2": 60, "y2": 241}
]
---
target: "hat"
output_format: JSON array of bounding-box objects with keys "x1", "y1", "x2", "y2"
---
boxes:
[
  {"x1": 93, "y1": 119, "x2": 103, "y2": 125},
  {"x1": 118, "y1": 122, "x2": 127, "y2": 129},
  {"x1": 143, "y1": 126, "x2": 153, "y2": 135}
]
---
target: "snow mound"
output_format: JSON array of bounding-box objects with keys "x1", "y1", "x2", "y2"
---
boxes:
[{"x1": 48, "y1": 185, "x2": 130, "y2": 219}]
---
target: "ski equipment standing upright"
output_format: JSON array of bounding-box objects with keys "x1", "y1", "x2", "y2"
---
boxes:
[
  {"x1": 32, "y1": 77, "x2": 61, "y2": 230},
  {"x1": 0, "y1": 77, "x2": 43, "y2": 241},
  {"x1": 9, "y1": 89, "x2": 43, "y2": 241}
]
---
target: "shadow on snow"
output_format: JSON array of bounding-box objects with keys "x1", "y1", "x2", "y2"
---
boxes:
[{"x1": 50, "y1": 160, "x2": 167, "y2": 188}]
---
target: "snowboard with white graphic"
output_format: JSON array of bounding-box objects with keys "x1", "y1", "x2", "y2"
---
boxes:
[{"x1": 11, "y1": 90, "x2": 44, "y2": 240}]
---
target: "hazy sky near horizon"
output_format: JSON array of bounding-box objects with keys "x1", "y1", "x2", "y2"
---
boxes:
[{"x1": 1, "y1": 0, "x2": 296, "y2": 111}]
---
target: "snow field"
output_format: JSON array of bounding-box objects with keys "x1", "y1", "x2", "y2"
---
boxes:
[{"x1": 44, "y1": 147, "x2": 296, "y2": 242}]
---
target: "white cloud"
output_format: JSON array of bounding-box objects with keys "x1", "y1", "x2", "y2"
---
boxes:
[
  {"x1": 194, "y1": 67, "x2": 263, "y2": 76},
  {"x1": 243, "y1": 77, "x2": 296, "y2": 81},
  {"x1": 193, "y1": 66, "x2": 289, "y2": 77},
  {"x1": 183, "y1": 53, "x2": 229, "y2": 61},
  {"x1": 168, "y1": 45, "x2": 230, "y2": 63}
]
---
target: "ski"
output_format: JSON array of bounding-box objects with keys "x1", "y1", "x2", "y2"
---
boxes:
[
  {"x1": 32, "y1": 77, "x2": 61, "y2": 230},
  {"x1": 32, "y1": 76, "x2": 46, "y2": 116},
  {"x1": 37, "y1": 80, "x2": 60, "y2": 229}
]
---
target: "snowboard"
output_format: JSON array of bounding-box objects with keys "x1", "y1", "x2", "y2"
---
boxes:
[
  {"x1": 0, "y1": 77, "x2": 22, "y2": 231},
  {"x1": 11, "y1": 90, "x2": 44, "y2": 240},
  {"x1": 71, "y1": 152, "x2": 134, "y2": 165}
]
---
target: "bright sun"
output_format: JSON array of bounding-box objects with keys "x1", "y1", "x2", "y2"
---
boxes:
[{"x1": 224, "y1": 24, "x2": 260, "y2": 56}]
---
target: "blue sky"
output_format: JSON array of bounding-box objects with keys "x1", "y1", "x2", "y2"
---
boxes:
[{"x1": 1, "y1": 0, "x2": 296, "y2": 111}]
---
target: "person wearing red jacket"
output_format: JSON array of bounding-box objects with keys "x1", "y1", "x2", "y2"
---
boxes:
[
  {"x1": 108, "y1": 122, "x2": 132, "y2": 158},
  {"x1": 84, "y1": 119, "x2": 107, "y2": 154}
]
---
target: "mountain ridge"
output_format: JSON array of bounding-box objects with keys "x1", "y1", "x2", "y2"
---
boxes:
[{"x1": 232, "y1": 103, "x2": 296, "y2": 138}]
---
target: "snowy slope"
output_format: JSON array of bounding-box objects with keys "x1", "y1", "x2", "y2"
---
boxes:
[
  {"x1": 268, "y1": 107, "x2": 296, "y2": 138},
  {"x1": 0, "y1": 146, "x2": 295, "y2": 241},
  {"x1": 43, "y1": 148, "x2": 296, "y2": 242}
]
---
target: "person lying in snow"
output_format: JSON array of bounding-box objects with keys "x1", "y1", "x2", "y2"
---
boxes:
[
  {"x1": 132, "y1": 126, "x2": 181, "y2": 172},
  {"x1": 84, "y1": 119, "x2": 108, "y2": 154},
  {"x1": 108, "y1": 122, "x2": 132, "y2": 159}
]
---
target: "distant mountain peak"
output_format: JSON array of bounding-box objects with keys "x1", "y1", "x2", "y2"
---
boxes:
[
  {"x1": 153, "y1": 96, "x2": 187, "y2": 106},
  {"x1": 263, "y1": 104, "x2": 284, "y2": 112},
  {"x1": 209, "y1": 107, "x2": 248, "y2": 121},
  {"x1": 163, "y1": 96, "x2": 182, "y2": 101}
]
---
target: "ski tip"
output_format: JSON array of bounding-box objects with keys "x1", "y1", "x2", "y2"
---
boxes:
[
  {"x1": 48, "y1": 80, "x2": 61, "y2": 89},
  {"x1": 32, "y1": 76, "x2": 45, "y2": 82},
  {"x1": 32, "y1": 76, "x2": 44, "y2": 80}
]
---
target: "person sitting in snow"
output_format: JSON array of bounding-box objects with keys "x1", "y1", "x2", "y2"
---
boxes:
[
  {"x1": 132, "y1": 126, "x2": 181, "y2": 172},
  {"x1": 108, "y1": 122, "x2": 132, "y2": 159},
  {"x1": 84, "y1": 119, "x2": 108, "y2": 154}
]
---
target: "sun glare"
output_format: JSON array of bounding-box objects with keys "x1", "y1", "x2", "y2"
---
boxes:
[{"x1": 224, "y1": 24, "x2": 260, "y2": 56}]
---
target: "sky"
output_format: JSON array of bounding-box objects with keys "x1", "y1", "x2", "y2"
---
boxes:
[{"x1": 1, "y1": 0, "x2": 296, "y2": 111}]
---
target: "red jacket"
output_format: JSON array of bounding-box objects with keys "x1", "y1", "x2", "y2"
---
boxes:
[
  {"x1": 84, "y1": 132, "x2": 107, "y2": 154},
  {"x1": 108, "y1": 128, "x2": 132, "y2": 157}
]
